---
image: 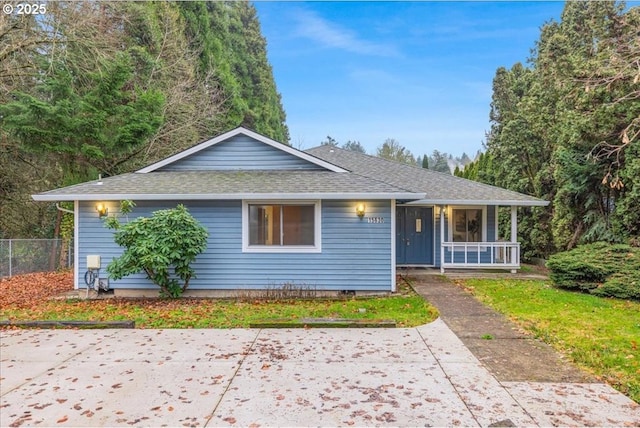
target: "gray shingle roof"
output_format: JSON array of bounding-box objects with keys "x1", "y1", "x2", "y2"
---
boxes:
[
  {"x1": 305, "y1": 146, "x2": 547, "y2": 206},
  {"x1": 32, "y1": 127, "x2": 548, "y2": 206},
  {"x1": 32, "y1": 170, "x2": 423, "y2": 201}
]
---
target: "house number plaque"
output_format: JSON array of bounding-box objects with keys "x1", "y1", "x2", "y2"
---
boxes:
[{"x1": 367, "y1": 217, "x2": 385, "y2": 223}]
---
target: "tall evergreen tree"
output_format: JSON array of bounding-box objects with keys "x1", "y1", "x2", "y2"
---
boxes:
[
  {"x1": 476, "y1": 0, "x2": 639, "y2": 256},
  {"x1": 1, "y1": 0, "x2": 290, "y2": 239},
  {"x1": 178, "y1": 1, "x2": 288, "y2": 142},
  {"x1": 421, "y1": 155, "x2": 429, "y2": 169}
]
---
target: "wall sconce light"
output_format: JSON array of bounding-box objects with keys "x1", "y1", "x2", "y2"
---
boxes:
[
  {"x1": 96, "y1": 203, "x2": 108, "y2": 218},
  {"x1": 356, "y1": 203, "x2": 366, "y2": 219}
]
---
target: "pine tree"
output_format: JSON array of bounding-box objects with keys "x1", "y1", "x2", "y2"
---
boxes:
[{"x1": 421, "y1": 155, "x2": 429, "y2": 169}]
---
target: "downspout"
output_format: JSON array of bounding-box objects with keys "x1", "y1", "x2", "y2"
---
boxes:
[{"x1": 56, "y1": 203, "x2": 74, "y2": 214}]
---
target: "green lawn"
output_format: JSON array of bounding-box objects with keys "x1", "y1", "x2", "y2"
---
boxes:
[
  {"x1": 461, "y1": 278, "x2": 640, "y2": 403},
  {"x1": 0, "y1": 294, "x2": 438, "y2": 329}
]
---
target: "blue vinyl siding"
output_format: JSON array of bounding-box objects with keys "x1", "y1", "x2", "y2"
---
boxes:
[
  {"x1": 77, "y1": 200, "x2": 392, "y2": 291},
  {"x1": 158, "y1": 135, "x2": 322, "y2": 171}
]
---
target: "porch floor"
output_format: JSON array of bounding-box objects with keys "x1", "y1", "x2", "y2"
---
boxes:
[{"x1": 397, "y1": 266, "x2": 549, "y2": 281}]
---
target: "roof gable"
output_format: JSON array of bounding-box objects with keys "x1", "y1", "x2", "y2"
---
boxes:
[{"x1": 138, "y1": 127, "x2": 347, "y2": 173}]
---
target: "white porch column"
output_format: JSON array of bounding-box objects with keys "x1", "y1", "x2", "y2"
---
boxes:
[
  {"x1": 440, "y1": 205, "x2": 445, "y2": 274},
  {"x1": 74, "y1": 200, "x2": 79, "y2": 289},
  {"x1": 391, "y1": 199, "x2": 396, "y2": 292},
  {"x1": 510, "y1": 205, "x2": 518, "y2": 273}
]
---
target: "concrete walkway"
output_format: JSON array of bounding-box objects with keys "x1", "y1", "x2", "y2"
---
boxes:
[
  {"x1": 1, "y1": 322, "x2": 638, "y2": 427},
  {"x1": 407, "y1": 273, "x2": 593, "y2": 383}
]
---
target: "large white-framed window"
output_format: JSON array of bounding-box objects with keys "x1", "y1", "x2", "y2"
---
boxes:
[
  {"x1": 448, "y1": 206, "x2": 487, "y2": 243},
  {"x1": 242, "y1": 200, "x2": 322, "y2": 253}
]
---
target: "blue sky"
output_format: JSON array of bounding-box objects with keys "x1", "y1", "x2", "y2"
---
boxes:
[{"x1": 253, "y1": 1, "x2": 566, "y2": 158}]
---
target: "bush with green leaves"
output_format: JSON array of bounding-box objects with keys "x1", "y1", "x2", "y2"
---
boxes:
[
  {"x1": 106, "y1": 202, "x2": 208, "y2": 298},
  {"x1": 546, "y1": 242, "x2": 640, "y2": 300}
]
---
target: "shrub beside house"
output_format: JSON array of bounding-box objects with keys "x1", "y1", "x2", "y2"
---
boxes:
[{"x1": 546, "y1": 242, "x2": 640, "y2": 300}]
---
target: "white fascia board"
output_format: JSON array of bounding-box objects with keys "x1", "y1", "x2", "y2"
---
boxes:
[
  {"x1": 403, "y1": 199, "x2": 549, "y2": 207},
  {"x1": 136, "y1": 127, "x2": 348, "y2": 174},
  {"x1": 32, "y1": 192, "x2": 425, "y2": 201}
]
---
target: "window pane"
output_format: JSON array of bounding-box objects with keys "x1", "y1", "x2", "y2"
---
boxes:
[
  {"x1": 249, "y1": 204, "x2": 315, "y2": 247},
  {"x1": 453, "y1": 209, "x2": 467, "y2": 242},
  {"x1": 249, "y1": 205, "x2": 281, "y2": 245},
  {"x1": 452, "y1": 209, "x2": 482, "y2": 242},
  {"x1": 282, "y1": 205, "x2": 315, "y2": 245},
  {"x1": 467, "y1": 209, "x2": 482, "y2": 242}
]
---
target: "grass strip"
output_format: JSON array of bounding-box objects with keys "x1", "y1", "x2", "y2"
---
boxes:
[
  {"x1": 460, "y1": 278, "x2": 640, "y2": 403},
  {"x1": 1, "y1": 293, "x2": 437, "y2": 329}
]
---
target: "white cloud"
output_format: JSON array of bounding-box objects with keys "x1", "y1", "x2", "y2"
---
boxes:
[{"x1": 291, "y1": 9, "x2": 400, "y2": 57}]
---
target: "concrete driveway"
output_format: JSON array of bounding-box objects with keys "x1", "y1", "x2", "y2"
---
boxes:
[{"x1": 1, "y1": 320, "x2": 638, "y2": 427}]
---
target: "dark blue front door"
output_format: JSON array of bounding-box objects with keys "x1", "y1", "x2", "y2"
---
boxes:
[{"x1": 396, "y1": 207, "x2": 433, "y2": 265}]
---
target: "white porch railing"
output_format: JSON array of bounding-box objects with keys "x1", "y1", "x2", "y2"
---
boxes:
[{"x1": 441, "y1": 241, "x2": 520, "y2": 271}]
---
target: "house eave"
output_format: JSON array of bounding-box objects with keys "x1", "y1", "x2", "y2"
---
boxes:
[
  {"x1": 403, "y1": 199, "x2": 549, "y2": 207},
  {"x1": 32, "y1": 192, "x2": 425, "y2": 202}
]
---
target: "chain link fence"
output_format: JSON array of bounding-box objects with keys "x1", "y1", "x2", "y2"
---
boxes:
[{"x1": 0, "y1": 239, "x2": 73, "y2": 278}]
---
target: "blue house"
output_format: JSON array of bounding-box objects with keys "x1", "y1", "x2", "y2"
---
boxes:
[{"x1": 33, "y1": 127, "x2": 548, "y2": 295}]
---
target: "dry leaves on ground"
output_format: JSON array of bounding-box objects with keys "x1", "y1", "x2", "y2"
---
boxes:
[{"x1": 0, "y1": 271, "x2": 73, "y2": 308}]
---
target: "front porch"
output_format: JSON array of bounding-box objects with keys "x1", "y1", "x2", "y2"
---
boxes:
[
  {"x1": 437, "y1": 205, "x2": 521, "y2": 273},
  {"x1": 395, "y1": 204, "x2": 534, "y2": 274}
]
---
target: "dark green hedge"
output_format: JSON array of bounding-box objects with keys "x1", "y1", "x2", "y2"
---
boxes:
[{"x1": 546, "y1": 242, "x2": 640, "y2": 300}]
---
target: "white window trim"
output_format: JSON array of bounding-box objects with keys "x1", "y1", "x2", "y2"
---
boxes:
[
  {"x1": 447, "y1": 205, "x2": 487, "y2": 243},
  {"x1": 242, "y1": 200, "x2": 322, "y2": 253}
]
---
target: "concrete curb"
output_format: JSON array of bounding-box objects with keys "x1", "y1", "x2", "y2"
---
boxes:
[
  {"x1": 0, "y1": 320, "x2": 135, "y2": 329},
  {"x1": 249, "y1": 318, "x2": 396, "y2": 328}
]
